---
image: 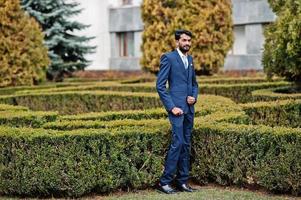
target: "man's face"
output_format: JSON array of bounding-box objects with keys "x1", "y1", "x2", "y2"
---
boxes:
[{"x1": 177, "y1": 34, "x2": 191, "y2": 53}]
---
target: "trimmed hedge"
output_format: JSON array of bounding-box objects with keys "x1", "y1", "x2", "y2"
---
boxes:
[
  {"x1": 197, "y1": 77, "x2": 283, "y2": 84},
  {"x1": 192, "y1": 122, "x2": 301, "y2": 195},
  {"x1": 43, "y1": 118, "x2": 167, "y2": 131},
  {"x1": 1, "y1": 121, "x2": 301, "y2": 197},
  {"x1": 11, "y1": 81, "x2": 291, "y2": 105},
  {"x1": 1, "y1": 78, "x2": 301, "y2": 198},
  {"x1": 0, "y1": 91, "x2": 162, "y2": 114},
  {"x1": 0, "y1": 82, "x2": 96, "y2": 96},
  {"x1": 0, "y1": 104, "x2": 28, "y2": 111},
  {"x1": 0, "y1": 126, "x2": 169, "y2": 197},
  {"x1": 200, "y1": 82, "x2": 291, "y2": 103},
  {"x1": 0, "y1": 110, "x2": 57, "y2": 128},
  {"x1": 252, "y1": 87, "x2": 301, "y2": 101},
  {"x1": 241, "y1": 99, "x2": 301, "y2": 128}
]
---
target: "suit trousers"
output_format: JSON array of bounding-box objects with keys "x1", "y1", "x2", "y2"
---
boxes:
[{"x1": 160, "y1": 111, "x2": 194, "y2": 186}]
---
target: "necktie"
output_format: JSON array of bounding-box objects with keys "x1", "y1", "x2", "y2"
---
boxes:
[{"x1": 183, "y1": 56, "x2": 188, "y2": 69}]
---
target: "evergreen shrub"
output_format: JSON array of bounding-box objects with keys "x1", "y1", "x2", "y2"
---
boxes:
[
  {"x1": 241, "y1": 99, "x2": 301, "y2": 128},
  {"x1": 0, "y1": 0, "x2": 49, "y2": 87}
]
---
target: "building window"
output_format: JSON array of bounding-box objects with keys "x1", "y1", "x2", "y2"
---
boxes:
[
  {"x1": 228, "y1": 25, "x2": 246, "y2": 55},
  {"x1": 122, "y1": 0, "x2": 132, "y2": 5},
  {"x1": 117, "y1": 32, "x2": 134, "y2": 57}
]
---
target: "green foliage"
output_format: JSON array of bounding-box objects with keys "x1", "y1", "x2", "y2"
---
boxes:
[
  {"x1": 0, "y1": 126, "x2": 168, "y2": 197},
  {"x1": 0, "y1": 91, "x2": 162, "y2": 114},
  {"x1": 15, "y1": 81, "x2": 290, "y2": 103},
  {"x1": 267, "y1": 0, "x2": 289, "y2": 13},
  {"x1": 0, "y1": 78, "x2": 301, "y2": 197},
  {"x1": 0, "y1": 0, "x2": 50, "y2": 87},
  {"x1": 252, "y1": 86, "x2": 301, "y2": 101},
  {"x1": 141, "y1": 0, "x2": 233, "y2": 75},
  {"x1": 21, "y1": 0, "x2": 95, "y2": 81},
  {"x1": 263, "y1": 0, "x2": 301, "y2": 85},
  {"x1": 241, "y1": 99, "x2": 301, "y2": 128},
  {"x1": 192, "y1": 123, "x2": 301, "y2": 195},
  {"x1": 0, "y1": 110, "x2": 57, "y2": 127}
]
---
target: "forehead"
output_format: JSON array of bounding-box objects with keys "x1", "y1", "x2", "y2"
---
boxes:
[{"x1": 179, "y1": 34, "x2": 191, "y2": 40}]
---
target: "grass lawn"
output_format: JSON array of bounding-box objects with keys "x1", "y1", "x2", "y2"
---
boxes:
[
  {"x1": 1, "y1": 185, "x2": 300, "y2": 200},
  {"x1": 89, "y1": 185, "x2": 300, "y2": 200}
]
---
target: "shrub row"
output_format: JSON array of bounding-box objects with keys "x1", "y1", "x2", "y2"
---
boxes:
[
  {"x1": 0, "y1": 82, "x2": 96, "y2": 96},
  {"x1": 0, "y1": 104, "x2": 28, "y2": 111},
  {"x1": 60, "y1": 95, "x2": 237, "y2": 120},
  {"x1": 1, "y1": 121, "x2": 301, "y2": 197},
  {"x1": 0, "y1": 110, "x2": 57, "y2": 128},
  {"x1": 0, "y1": 91, "x2": 162, "y2": 114},
  {"x1": 15, "y1": 81, "x2": 290, "y2": 103},
  {"x1": 200, "y1": 81, "x2": 291, "y2": 103},
  {"x1": 43, "y1": 111, "x2": 247, "y2": 131},
  {"x1": 14, "y1": 94, "x2": 239, "y2": 130},
  {"x1": 0, "y1": 126, "x2": 169, "y2": 197},
  {"x1": 252, "y1": 87, "x2": 301, "y2": 101},
  {"x1": 241, "y1": 99, "x2": 301, "y2": 128},
  {"x1": 192, "y1": 122, "x2": 301, "y2": 195},
  {"x1": 197, "y1": 77, "x2": 283, "y2": 84},
  {"x1": 0, "y1": 95, "x2": 241, "y2": 130}
]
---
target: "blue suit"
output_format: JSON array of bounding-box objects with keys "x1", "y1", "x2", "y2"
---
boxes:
[{"x1": 156, "y1": 50, "x2": 198, "y2": 186}]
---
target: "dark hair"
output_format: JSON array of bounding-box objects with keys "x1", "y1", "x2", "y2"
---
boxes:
[{"x1": 175, "y1": 29, "x2": 192, "y2": 40}]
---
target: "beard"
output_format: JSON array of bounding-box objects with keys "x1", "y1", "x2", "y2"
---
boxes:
[{"x1": 179, "y1": 45, "x2": 190, "y2": 53}]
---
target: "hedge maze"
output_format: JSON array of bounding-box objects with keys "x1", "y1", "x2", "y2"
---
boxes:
[{"x1": 0, "y1": 77, "x2": 300, "y2": 197}]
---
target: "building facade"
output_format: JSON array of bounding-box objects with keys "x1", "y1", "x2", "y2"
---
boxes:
[{"x1": 74, "y1": 0, "x2": 276, "y2": 71}]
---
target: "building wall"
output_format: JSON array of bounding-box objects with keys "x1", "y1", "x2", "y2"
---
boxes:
[
  {"x1": 70, "y1": 0, "x2": 112, "y2": 70},
  {"x1": 74, "y1": 0, "x2": 276, "y2": 71},
  {"x1": 225, "y1": 0, "x2": 275, "y2": 70}
]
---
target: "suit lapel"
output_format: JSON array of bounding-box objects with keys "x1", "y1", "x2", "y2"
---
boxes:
[{"x1": 174, "y1": 50, "x2": 186, "y2": 74}]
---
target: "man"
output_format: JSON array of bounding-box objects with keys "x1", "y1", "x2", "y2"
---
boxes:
[{"x1": 156, "y1": 29, "x2": 199, "y2": 194}]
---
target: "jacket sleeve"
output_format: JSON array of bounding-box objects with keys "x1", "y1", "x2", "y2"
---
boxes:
[
  {"x1": 156, "y1": 54, "x2": 175, "y2": 112},
  {"x1": 191, "y1": 64, "x2": 199, "y2": 103}
]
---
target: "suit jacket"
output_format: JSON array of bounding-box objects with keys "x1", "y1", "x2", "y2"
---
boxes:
[{"x1": 156, "y1": 50, "x2": 199, "y2": 114}]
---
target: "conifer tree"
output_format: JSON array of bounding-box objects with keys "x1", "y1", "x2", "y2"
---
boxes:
[
  {"x1": 0, "y1": 0, "x2": 49, "y2": 87},
  {"x1": 263, "y1": 0, "x2": 301, "y2": 86},
  {"x1": 141, "y1": 0, "x2": 233, "y2": 75},
  {"x1": 22, "y1": 0, "x2": 95, "y2": 81}
]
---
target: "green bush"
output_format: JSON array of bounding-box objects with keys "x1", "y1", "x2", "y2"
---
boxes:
[
  {"x1": 192, "y1": 122, "x2": 301, "y2": 195},
  {"x1": 200, "y1": 82, "x2": 290, "y2": 103},
  {"x1": 141, "y1": 0, "x2": 233, "y2": 74},
  {"x1": 0, "y1": 110, "x2": 57, "y2": 128},
  {"x1": 0, "y1": 0, "x2": 49, "y2": 87},
  {"x1": 44, "y1": 94, "x2": 244, "y2": 131},
  {"x1": 15, "y1": 81, "x2": 290, "y2": 103},
  {"x1": 241, "y1": 99, "x2": 301, "y2": 128},
  {"x1": 1, "y1": 77, "x2": 301, "y2": 197},
  {"x1": 0, "y1": 126, "x2": 169, "y2": 197},
  {"x1": 198, "y1": 77, "x2": 282, "y2": 84},
  {"x1": 0, "y1": 91, "x2": 162, "y2": 114},
  {"x1": 0, "y1": 104, "x2": 28, "y2": 111},
  {"x1": 263, "y1": 0, "x2": 301, "y2": 86},
  {"x1": 1, "y1": 121, "x2": 301, "y2": 197},
  {"x1": 252, "y1": 87, "x2": 301, "y2": 101}
]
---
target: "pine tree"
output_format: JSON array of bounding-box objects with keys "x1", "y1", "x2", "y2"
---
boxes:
[
  {"x1": 141, "y1": 0, "x2": 233, "y2": 75},
  {"x1": 21, "y1": 0, "x2": 95, "y2": 81},
  {"x1": 0, "y1": 0, "x2": 50, "y2": 87}
]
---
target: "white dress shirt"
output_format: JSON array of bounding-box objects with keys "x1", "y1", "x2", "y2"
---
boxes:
[{"x1": 176, "y1": 48, "x2": 188, "y2": 69}]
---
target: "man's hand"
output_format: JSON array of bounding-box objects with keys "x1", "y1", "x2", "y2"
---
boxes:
[
  {"x1": 187, "y1": 96, "x2": 196, "y2": 105},
  {"x1": 171, "y1": 107, "x2": 184, "y2": 116}
]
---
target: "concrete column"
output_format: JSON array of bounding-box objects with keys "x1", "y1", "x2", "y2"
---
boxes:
[
  {"x1": 246, "y1": 24, "x2": 264, "y2": 54},
  {"x1": 134, "y1": 31, "x2": 142, "y2": 57}
]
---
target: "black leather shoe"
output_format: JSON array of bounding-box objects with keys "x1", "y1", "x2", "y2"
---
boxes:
[
  {"x1": 177, "y1": 184, "x2": 196, "y2": 192},
  {"x1": 157, "y1": 184, "x2": 177, "y2": 194}
]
